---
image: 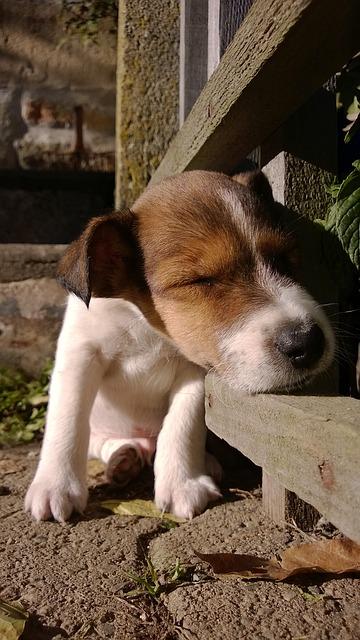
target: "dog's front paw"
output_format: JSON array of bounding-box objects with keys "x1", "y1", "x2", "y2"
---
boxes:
[
  {"x1": 155, "y1": 474, "x2": 221, "y2": 520},
  {"x1": 25, "y1": 473, "x2": 88, "y2": 522}
]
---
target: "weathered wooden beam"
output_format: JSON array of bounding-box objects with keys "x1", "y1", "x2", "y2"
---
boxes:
[
  {"x1": 205, "y1": 373, "x2": 360, "y2": 541},
  {"x1": 151, "y1": 0, "x2": 360, "y2": 184}
]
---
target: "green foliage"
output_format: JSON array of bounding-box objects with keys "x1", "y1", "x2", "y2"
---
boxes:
[
  {"x1": 0, "y1": 362, "x2": 52, "y2": 447},
  {"x1": 321, "y1": 161, "x2": 360, "y2": 272},
  {"x1": 61, "y1": 0, "x2": 118, "y2": 43},
  {"x1": 125, "y1": 557, "x2": 187, "y2": 600},
  {"x1": 337, "y1": 53, "x2": 360, "y2": 143}
]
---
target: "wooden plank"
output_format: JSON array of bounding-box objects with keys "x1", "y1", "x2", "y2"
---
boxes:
[
  {"x1": 262, "y1": 472, "x2": 321, "y2": 530},
  {"x1": 205, "y1": 373, "x2": 360, "y2": 541},
  {"x1": 262, "y1": 472, "x2": 286, "y2": 524},
  {"x1": 151, "y1": 0, "x2": 360, "y2": 184},
  {"x1": 179, "y1": 0, "x2": 208, "y2": 127}
]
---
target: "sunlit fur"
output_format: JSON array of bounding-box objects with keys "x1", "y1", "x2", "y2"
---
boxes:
[
  {"x1": 25, "y1": 170, "x2": 334, "y2": 523},
  {"x1": 219, "y1": 282, "x2": 334, "y2": 393}
]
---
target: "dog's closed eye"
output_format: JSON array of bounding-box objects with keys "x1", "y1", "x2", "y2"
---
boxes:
[{"x1": 188, "y1": 276, "x2": 215, "y2": 287}]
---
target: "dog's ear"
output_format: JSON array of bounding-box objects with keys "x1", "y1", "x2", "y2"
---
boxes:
[
  {"x1": 232, "y1": 170, "x2": 274, "y2": 204},
  {"x1": 57, "y1": 209, "x2": 144, "y2": 307}
]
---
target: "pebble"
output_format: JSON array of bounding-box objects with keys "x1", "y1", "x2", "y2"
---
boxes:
[
  {"x1": 27, "y1": 450, "x2": 39, "y2": 459},
  {"x1": 99, "y1": 622, "x2": 115, "y2": 637}
]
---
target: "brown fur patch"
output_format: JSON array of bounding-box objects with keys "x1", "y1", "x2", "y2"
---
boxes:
[
  {"x1": 132, "y1": 171, "x2": 290, "y2": 367},
  {"x1": 57, "y1": 209, "x2": 165, "y2": 333},
  {"x1": 58, "y1": 170, "x2": 296, "y2": 368}
]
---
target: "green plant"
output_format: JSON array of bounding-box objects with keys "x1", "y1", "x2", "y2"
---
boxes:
[
  {"x1": 320, "y1": 161, "x2": 360, "y2": 274},
  {"x1": 337, "y1": 53, "x2": 360, "y2": 143},
  {"x1": 0, "y1": 362, "x2": 52, "y2": 447},
  {"x1": 61, "y1": 0, "x2": 118, "y2": 43},
  {"x1": 124, "y1": 557, "x2": 187, "y2": 599}
]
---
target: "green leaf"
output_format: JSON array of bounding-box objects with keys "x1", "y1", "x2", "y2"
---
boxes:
[
  {"x1": 325, "y1": 182, "x2": 341, "y2": 199},
  {"x1": 322, "y1": 164, "x2": 360, "y2": 272},
  {"x1": 29, "y1": 394, "x2": 49, "y2": 406},
  {"x1": 101, "y1": 498, "x2": 185, "y2": 524},
  {"x1": 344, "y1": 113, "x2": 360, "y2": 143},
  {"x1": 0, "y1": 599, "x2": 28, "y2": 639},
  {"x1": 300, "y1": 591, "x2": 324, "y2": 603},
  {"x1": 169, "y1": 558, "x2": 186, "y2": 582}
]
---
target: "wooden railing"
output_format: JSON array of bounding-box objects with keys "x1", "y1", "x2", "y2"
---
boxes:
[{"x1": 151, "y1": 0, "x2": 360, "y2": 182}]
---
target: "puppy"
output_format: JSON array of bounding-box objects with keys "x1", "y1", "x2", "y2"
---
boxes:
[{"x1": 25, "y1": 171, "x2": 334, "y2": 522}]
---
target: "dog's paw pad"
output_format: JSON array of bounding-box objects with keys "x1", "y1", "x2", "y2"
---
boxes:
[{"x1": 106, "y1": 445, "x2": 143, "y2": 486}]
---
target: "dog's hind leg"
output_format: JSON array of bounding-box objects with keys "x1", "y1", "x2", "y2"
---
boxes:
[{"x1": 88, "y1": 434, "x2": 156, "y2": 487}]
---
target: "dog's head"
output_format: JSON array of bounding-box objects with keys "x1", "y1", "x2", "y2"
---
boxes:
[{"x1": 58, "y1": 170, "x2": 334, "y2": 392}]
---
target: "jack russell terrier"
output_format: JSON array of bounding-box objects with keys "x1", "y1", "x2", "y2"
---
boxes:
[{"x1": 25, "y1": 170, "x2": 334, "y2": 522}]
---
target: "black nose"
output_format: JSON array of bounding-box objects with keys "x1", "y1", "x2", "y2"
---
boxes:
[{"x1": 275, "y1": 323, "x2": 325, "y2": 369}]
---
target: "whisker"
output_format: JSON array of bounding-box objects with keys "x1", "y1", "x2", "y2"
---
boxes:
[{"x1": 315, "y1": 302, "x2": 339, "y2": 310}]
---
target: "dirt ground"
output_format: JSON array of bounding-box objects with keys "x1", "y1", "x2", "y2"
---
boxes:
[{"x1": 1, "y1": 443, "x2": 360, "y2": 640}]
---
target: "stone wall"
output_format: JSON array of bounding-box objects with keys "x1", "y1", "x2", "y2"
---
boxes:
[
  {"x1": 0, "y1": 0, "x2": 118, "y2": 373},
  {"x1": 0, "y1": 0, "x2": 180, "y2": 374},
  {"x1": 0, "y1": 245, "x2": 67, "y2": 375},
  {"x1": 0, "y1": 0, "x2": 117, "y2": 171}
]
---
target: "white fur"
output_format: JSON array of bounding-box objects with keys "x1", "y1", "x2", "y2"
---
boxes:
[
  {"x1": 25, "y1": 295, "x2": 219, "y2": 521},
  {"x1": 219, "y1": 278, "x2": 335, "y2": 393}
]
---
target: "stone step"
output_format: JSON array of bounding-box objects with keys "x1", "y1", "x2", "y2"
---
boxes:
[
  {"x1": 0, "y1": 244, "x2": 67, "y2": 374},
  {"x1": 0, "y1": 243, "x2": 65, "y2": 283}
]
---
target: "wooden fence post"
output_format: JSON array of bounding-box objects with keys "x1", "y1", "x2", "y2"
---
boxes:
[{"x1": 260, "y1": 89, "x2": 339, "y2": 529}]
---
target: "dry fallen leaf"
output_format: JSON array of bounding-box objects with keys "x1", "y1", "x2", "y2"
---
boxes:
[
  {"x1": 87, "y1": 459, "x2": 106, "y2": 479},
  {"x1": 0, "y1": 599, "x2": 28, "y2": 639},
  {"x1": 196, "y1": 538, "x2": 360, "y2": 581},
  {"x1": 196, "y1": 551, "x2": 272, "y2": 579},
  {"x1": 101, "y1": 498, "x2": 185, "y2": 524}
]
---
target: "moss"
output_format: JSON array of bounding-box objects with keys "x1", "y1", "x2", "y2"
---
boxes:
[{"x1": 115, "y1": 0, "x2": 180, "y2": 207}]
